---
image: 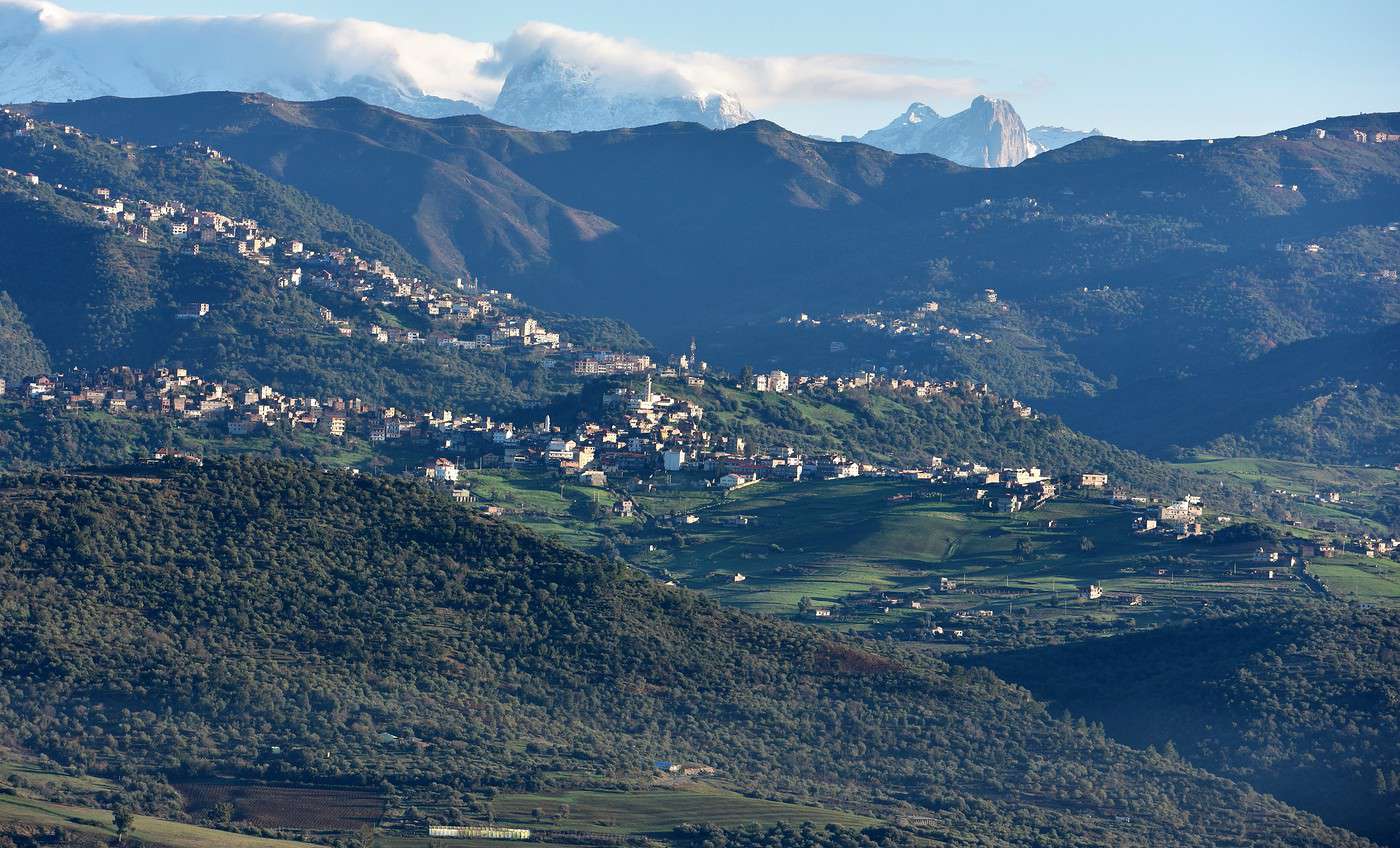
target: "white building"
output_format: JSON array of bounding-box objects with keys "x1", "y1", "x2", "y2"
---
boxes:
[
  {"x1": 755, "y1": 370, "x2": 791, "y2": 393},
  {"x1": 425, "y1": 458, "x2": 460, "y2": 484},
  {"x1": 663, "y1": 449, "x2": 686, "y2": 472},
  {"x1": 427, "y1": 826, "x2": 531, "y2": 840},
  {"x1": 719, "y1": 472, "x2": 758, "y2": 490}
]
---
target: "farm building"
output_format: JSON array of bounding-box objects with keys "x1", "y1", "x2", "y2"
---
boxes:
[{"x1": 427, "y1": 826, "x2": 532, "y2": 839}]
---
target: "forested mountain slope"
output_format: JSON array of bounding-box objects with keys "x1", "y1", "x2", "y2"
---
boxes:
[
  {"x1": 976, "y1": 601, "x2": 1400, "y2": 845},
  {"x1": 1061, "y1": 323, "x2": 1400, "y2": 464},
  {"x1": 0, "y1": 459, "x2": 1372, "y2": 847},
  {"x1": 0, "y1": 291, "x2": 48, "y2": 382}
]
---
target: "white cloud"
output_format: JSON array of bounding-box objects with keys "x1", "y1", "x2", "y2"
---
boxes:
[
  {"x1": 0, "y1": 1, "x2": 982, "y2": 115},
  {"x1": 490, "y1": 21, "x2": 980, "y2": 109}
]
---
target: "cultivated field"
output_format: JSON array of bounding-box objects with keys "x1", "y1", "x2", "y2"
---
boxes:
[
  {"x1": 175, "y1": 780, "x2": 384, "y2": 831},
  {"x1": 482, "y1": 784, "x2": 879, "y2": 834},
  {"x1": 645, "y1": 479, "x2": 1310, "y2": 619}
]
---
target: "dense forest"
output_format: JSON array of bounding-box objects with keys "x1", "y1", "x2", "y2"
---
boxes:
[
  {"x1": 0, "y1": 459, "x2": 1368, "y2": 847},
  {"x1": 0, "y1": 403, "x2": 178, "y2": 467},
  {"x1": 0, "y1": 292, "x2": 48, "y2": 383},
  {"x1": 976, "y1": 600, "x2": 1400, "y2": 845}
]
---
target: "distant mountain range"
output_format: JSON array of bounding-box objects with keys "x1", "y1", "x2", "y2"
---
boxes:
[
  {"x1": 3, "y1": 0, "x2": 1094, "y2": 146},
  {"x1": 1028, "y1": 124, "x2": 1103, "y2": 151},
  {"x1": 846, "y1": 97, "x2": 1100, "y2": 167}
]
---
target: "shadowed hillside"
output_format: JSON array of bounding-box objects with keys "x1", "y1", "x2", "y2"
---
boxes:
[
  {"x1": 975, "y1": 601, "x2": 1400, "y2": 845},
  {"x1": 1060, "y1": 323, "x2": 1400, "y2": 463}
]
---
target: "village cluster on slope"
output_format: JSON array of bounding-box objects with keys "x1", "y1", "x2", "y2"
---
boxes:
[{"x1": 0, "y1": 109, "x2": 654, "y2": 375}]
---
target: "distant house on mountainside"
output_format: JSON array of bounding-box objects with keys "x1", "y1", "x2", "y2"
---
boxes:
[{"x1": 424, "y1": 458, "x2": 459, "y2": 484}]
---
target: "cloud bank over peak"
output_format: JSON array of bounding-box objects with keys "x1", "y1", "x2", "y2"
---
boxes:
[
  {"x1": 0, "y1": 0, "x2": 985, "y2": 130},
  {"x1": 489, "y1": 21, "x2": 980, "y2": 109}
]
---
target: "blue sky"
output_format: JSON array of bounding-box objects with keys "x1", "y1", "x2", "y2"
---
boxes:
[{"x1": 56, "y1": 0, "x2": 1400, "y2": 139}]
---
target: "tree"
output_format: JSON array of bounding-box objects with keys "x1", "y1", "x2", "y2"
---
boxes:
[
  {"x1": 112, "y1": 806, "x2": 134, "y2": 843},
  {"x1": 739, "y1": 365, "x2": 754, "y2": 390}
]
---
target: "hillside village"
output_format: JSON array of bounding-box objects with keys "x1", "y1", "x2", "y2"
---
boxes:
[
  {"x1": 784, "y1": 298, "x2": 998, "y2": 346},
  {"x1": 16, "y1": 356, "x2": 1394, "y2": 591},
  {"x1": 1, "y1": 364, "x2": 1040, "y2": 491},
  {"x1": 0, "y1": 109, "x2": 655, "y2": 375}
]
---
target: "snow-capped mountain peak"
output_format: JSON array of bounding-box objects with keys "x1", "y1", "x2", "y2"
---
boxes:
[
  {"x1": 898, "y1": 102, "x2": 941, "y2": 125},
  {"x1": 488, "y1": 52, "x2": 753, "y2": 132},
  {"x1": 850, "y1": 96, "x2": 1030, "y2": 167},
  {"x1": 850, "y1": 96, "x2": 1099, "y2": 168}
]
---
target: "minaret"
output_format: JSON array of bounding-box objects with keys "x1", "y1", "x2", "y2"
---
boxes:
[
  {"x1": 645, "y1": 373, "x2": 653, "y2": 401},
  {"x1": 688, "y1": 337, "x2": 697, "y2": 373}
]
